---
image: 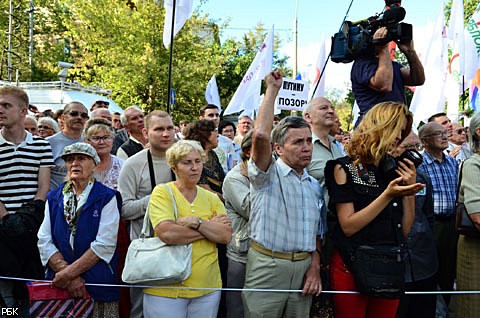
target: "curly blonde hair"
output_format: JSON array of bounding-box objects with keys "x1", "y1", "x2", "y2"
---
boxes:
[{"x1": 347, "y1": 102, "x2": 412, "y2": 165}]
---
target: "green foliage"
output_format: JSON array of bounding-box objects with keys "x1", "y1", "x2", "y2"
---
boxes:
[
  {"x1": 445, "y1": 0, "x2": 478, "y2": 25},
  {"x1": 0, "y1": 0, "x2": 291, "y2": 123}
]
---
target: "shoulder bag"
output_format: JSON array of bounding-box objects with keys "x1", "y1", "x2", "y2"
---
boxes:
[
  {"x1": 455, "y1": 161, "x2": 480, "y2": 238},
  {"x1": 122, "y1": 184, "x2": 192, "y2": 285}
]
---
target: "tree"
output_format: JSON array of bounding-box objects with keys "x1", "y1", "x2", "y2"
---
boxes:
[{"x1": 0, "y1": 0, "x2": 292, "y2": 123}]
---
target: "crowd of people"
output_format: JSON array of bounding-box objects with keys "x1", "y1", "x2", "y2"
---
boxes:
[{"x1": 0, "y1": 63, "x2": 479, "y2": 318}]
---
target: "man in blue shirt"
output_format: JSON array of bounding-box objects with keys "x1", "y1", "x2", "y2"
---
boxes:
[{"x1": 417, "y1": 122, "x2": 458, "y2": 306}]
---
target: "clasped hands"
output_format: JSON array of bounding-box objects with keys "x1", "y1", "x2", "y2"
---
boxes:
[{"x1": 53, "y1": 265, "x2": 88, "y2": 298}]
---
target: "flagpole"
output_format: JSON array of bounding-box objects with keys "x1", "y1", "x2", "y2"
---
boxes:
[
  {"x1": 311, "y1": 0, "x2": 354, "y2": 99},
  {"x1": 293, "y1": 0, "x2": 298, "y2": 78},
  {"x1": 166, "y1": 0, "x2": 176, "y2": 114}
]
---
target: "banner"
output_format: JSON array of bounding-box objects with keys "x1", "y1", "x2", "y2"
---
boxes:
[
  {"x1": 224, "y1": 25, "x2": 274, "y2": 115},
  {"x1": 464, "y1": 3, "x2": 480, "y2": 81},
  {"x1": 275, "y1": 78, "x2": 309, "y2": 111},
  {"x1": 410, "y1": 9, "x2": 448, "y2": 125},
  {"x1": 205, "y1": 75, "x2": 221, "y2": 111},
  {"x1": 163, "y1": 0, "x2": 193, "y2": 48}
]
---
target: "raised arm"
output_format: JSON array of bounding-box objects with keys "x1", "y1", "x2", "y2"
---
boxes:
[
  {"x1": 398, "y1": 39, "x2": 425, "y2": 86},
  {"x1": 251, "y1": 71, "x2": 283, "y2": 172},
  {"x1": 368, "y1": 27, "x2": 393, "y2": 93}
]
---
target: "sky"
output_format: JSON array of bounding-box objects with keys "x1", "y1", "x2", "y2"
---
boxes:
[{"x1": 193, "y1": 0, "x2": 446, "y2": 95}]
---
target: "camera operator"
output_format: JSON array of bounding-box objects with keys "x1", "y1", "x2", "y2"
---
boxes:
[{"x1": 351, "y1": 26, "x2": 425, "y2": 127}]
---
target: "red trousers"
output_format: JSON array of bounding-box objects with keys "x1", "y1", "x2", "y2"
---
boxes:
[{"x1": 330, "y1": 250, "x2": 399, "y2": 318}]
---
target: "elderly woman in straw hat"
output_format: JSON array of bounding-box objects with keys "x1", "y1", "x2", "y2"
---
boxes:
[{"x1": 38, "y1": 142, "x2": 122, "y2": 317}]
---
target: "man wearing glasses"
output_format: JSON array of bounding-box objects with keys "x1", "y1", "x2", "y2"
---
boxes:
[
  {"x1": 417, "y1": 122, "x2": 458, "y2": 309},
  {"x1": 47, "y1": 102, "x2": 89, "y2": 190},
  {"x1": 447, "y1": 123, "x2": 471, "y2": 162},
  {"x1": 90, "y1": 100, "x2": 109, "y2": 112}
]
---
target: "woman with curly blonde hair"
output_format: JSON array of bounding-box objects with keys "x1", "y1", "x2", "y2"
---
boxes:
[{"x1": 325, "y1": 102, "x2": 424, "y2": 318}]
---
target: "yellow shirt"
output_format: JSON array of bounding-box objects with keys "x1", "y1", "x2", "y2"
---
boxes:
[{"x1": 144, "y1": 182, "x2": 226, "y2": 298}]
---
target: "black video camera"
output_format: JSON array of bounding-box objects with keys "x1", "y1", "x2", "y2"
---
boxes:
[
  {"x1": 331, "y1": 1, "x2": 412, "y2": 63},
  {"x1": 380, "y1": 149, "x2": 423, "y2": 182}
]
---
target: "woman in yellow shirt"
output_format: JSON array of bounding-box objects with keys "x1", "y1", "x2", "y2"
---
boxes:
[{"x1": 143, "y1": 140, "x2": 232, "y2": 318}]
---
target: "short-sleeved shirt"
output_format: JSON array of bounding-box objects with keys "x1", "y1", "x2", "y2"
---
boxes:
[
  {"x1": 417, "y1": 151, "x2": 458, "y2": 217},
  {"x1": 0, "y1": 131, "x2": 54, "y2": 212},
  {"x1": 248, "y1": 157, "x2": 326, "y2": 252},
  {"x1": 144, "y1": 182, "x2": 225, "y2": 298},
  {"x1": 351, "y1": 57, "x2": 406, "y2": 114}
]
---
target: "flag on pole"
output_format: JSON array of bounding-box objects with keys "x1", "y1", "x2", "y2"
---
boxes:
[
  {"x1": 163, "y1": 0, "x2": 193, "y2": 49},
  {"x1": 224, "y1": 25, "x2": 274, "y2": 115},
  {"x1": 448, "y1": 0, "x2": 465, "y2": 76},
  {"x1": 464, "y1": 3, "x2": 480, "y2": 81},
  {"x1": 310, "y1": 34, "x2": 327, "y2": 100},
  {"x1": 410, "y1": 8, "x2": 448, "y2": 126},
  {"x1": 205, "y1": 75, "x2": 221, "y2": 111}
]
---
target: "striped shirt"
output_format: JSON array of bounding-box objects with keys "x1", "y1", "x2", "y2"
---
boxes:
[
  {"x1": 417, "y1": 151, "x2": 458, "y2": 217},
  {"x1": 248, "y1": 157, "x2": 326, "y2": 252},
  {"x1": 0, "y1": 132, "x2": 54, "y2": 213}
]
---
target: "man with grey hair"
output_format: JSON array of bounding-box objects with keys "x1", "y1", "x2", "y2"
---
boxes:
[
  {"x1": 303, "y1": 97, "x2": 343, "y2": 192},
  {"x1": 233, "y1": 115, "x2": 252, "y2": 145},
  {"x1": 90, "y1": 107, "x2": 112, "y2": 122},
  {"x1": 116, "y1": 106, "x2": 147, "y2": 160},
  {"x1": 417, "y1": 121, "x2": 458, "y2": 306},
  {"x1": 47, "y1": 101, "x2": 89, "y2": 190},
  {"x1": 242, "y1": 71, "x2": 326, "y2": 317}
]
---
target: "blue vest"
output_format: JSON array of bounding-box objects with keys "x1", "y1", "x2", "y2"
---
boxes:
[{"x1": 46, "y1": 181, "x2": 121, "y2": 301}]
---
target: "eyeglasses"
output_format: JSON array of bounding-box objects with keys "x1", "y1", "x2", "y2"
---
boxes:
[
  {"x1": 38, "y1": 125, "x2": 53, "y2": 130},
  {"x1": 424, "y1": 131, "x2": 448, "y2": 138},
  {"x1": 89, "y1": 136, "x2": 114, "y2": 143},
  {"x1": 402, "y1": 143, "x2": 423, "y2": 150},
  {"x1": 454, "y1": 128, "x2": 466, "y2": 134},
  {"x1": 94, "y1": 101, "x2": 109, "y2": 106},
  {"x1": 67, "y1": 111, "x2": 89, "y2": 119}
]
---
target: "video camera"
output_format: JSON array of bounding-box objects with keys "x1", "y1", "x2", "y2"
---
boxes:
[
  {"x1": 380, "y1": 148, "x2": 423, "y2": 182},
  {"x1": 331, "y1": 0, "x2": 412, "y2": 63}
]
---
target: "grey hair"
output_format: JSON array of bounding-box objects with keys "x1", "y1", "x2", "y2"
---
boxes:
[
  {"x1": 469, "y1": 112, "x2": 480, "y2": 153},
  {"x1": 38, "y1": 117, "x2": 60, "y2": 133},
  {"x1": 25, "y1": 115, "x2": 38, "y2": 125},
  {"x1": 120, "y1": 105, "x2": 142, "y2": 126},
  {"x1": 271, "y1": 116, "x2": 310, "y2": 146}
]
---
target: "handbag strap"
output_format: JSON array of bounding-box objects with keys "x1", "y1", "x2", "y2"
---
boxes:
[
  {"x1": 147, "y1": 150, "x2": 156, "y2": 191},
  {"x1": 140, "y1": 184, "x2": 179, "y2": 238}
]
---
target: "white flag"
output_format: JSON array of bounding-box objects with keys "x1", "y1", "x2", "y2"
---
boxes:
[
  {"x1": 448, "y1": 0, "x2": 465, "y2": 77},
  {"x1": 464, "y1": 4, "x2": 480, "y2": 81},
  {"x1": 310, "y1": 34, "x2": 327, "y2": 100},
  {"x1": 224, "y1": 25, "x2": 274, "y2": 115},
  {"x1": 410, "y1": 9, "x2": 448, "y2": 126},
  {"x1": 205, "y1": 75, "x2": 221, "y2": 111},
  {"x1": 163, "y1": 0, "x2": 193, "y2": 49}
]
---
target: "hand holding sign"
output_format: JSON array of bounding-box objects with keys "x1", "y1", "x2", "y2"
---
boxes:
[{"x1": 275, "y1": 78, "x2": 309, "y2": 111}]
